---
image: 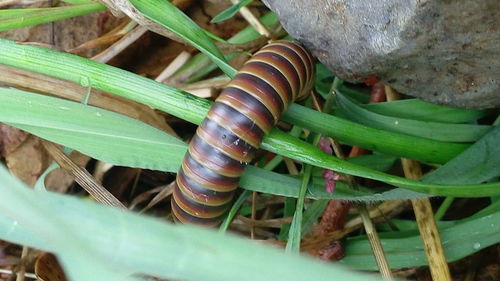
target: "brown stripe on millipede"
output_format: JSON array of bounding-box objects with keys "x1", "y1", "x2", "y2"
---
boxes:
[
  {"x1": 238, "y1": 61, "x2": 293, "y2": 114},
  {"x1": 197, "y1": 118, "x2": 255, "y2": 163},
  {"x1": 207, "y1": 102, "x2": 265, "y2": 148},
  {"x1": 272, "y1": 41, "x2": 314, "y2": 82},
  {"x1": 249, "y1": 51, "x2": 301, "y2": 99},
  {"x1": 229, "y1": 72, "x2": 285, "y2": 121},
  {"x1": 171, "y1": 41, "x2": 314, "y2": 225},
  {"x1": 188, "y1": 136, "x2": 245, "y2": 178},
  {"x1": 172, "y1": 198, "x2": 226, "y2": 226},
  {"x1": 174, "y1": 182, "x2": 232, "y2": 213},
  {"x1": 257, "y1": 45, "x2": 308, "y2": 95},
  {"x1": 177, "y1": 169, "x2": 234, "y2": 206},
  {"x1": 182, "y1": 153, "x2": 240, "y2": 192},
  {"x1": 216, "y1": 87, "x2": 275, "y2": 133}
]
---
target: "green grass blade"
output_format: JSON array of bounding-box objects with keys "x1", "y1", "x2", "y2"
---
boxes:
[
  {"x1": 0, "y1": 87, "x2": 427, "y2": 202},
  {"x1": 362, "y1": 99, "x2": 487, "y2": 123},
  {"x1": 0, "y1": 39, "x2": 498, "y2": 197},
  {"x1": 342, "y1": 154, "x2": 397, "y2": 172},
  {"x1": 128, "y1": 0, "x2": 236, "y2": 77},
  {"x1": 286, "y1": 164, "x2": 313, "y2": 252},
  {"x1": 0, "y1": 87, "x2": 186, "y2": 172},
  {"x1": 282, "y1": 105, "x2": 469, "y2": 164},
  {"x1": 262, "y1": 129, "x2": 500, "y2": 197},
  {"x1": 172, "y1": 12, "x2": 278, "y2": 83},
  {"x1": 421, "y1": 125, "x2": 500, "y2": 184},
  {"x1": 0, "y1": 3, "x2": 106, "y2": 31},
  {"x1": 340, "y1": 212, "x2": 500, "y2": 270},
  {"x1": 335, "y1": 92, "x2": 492, "y2": 142},
  {"x1": 0, "y1": 165, "x2": 140, "y2": 281},
  {"x1": 0, "y1": 165, "x2": 380, "y2": 281},
  {"x1": 211, "y1": 0, "x2": 253, "y2": 23},
  {"x1": 0, "y1": 38, "x2": 468, "y2": 164}
]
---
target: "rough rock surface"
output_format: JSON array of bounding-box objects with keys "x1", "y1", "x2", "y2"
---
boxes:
[{"x1": 263, "y1": 0, "x2": 500, "y2": 108}]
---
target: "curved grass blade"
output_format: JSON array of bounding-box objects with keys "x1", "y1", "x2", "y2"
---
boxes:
[
  {"x1": 0, "y1": 165, "x2": 380, "y2": 281},
  {"x1": 421, "y1": 125, "x2": 500, "y2": 185},
  {"x1": 1, "y1": 39, "x2": 499, "y2": 197},
  {"x1": 362, "y1": 99, "x2": 487, "y2": 123},
  {"x1": 174, "y1": 12, "x2": 278, "y2": 83},
  {"x1": 0, "y1": 87, "x2": 415, "y2": 202},
  {"x1": 0, "y1": 38, "x2": 468, "y2": 164},
  {"x1": 340, "y1": 212, "x2": 500, "y2": 270},
  {"x1": 128, "y1": 0, "x2": 236, "y2": 77},
  {"x1": 0, "y1": 3, "x2": 106, "y2": 31},
  {"x1": 2, "y1": 86, "x2": 498, "y2": 199},
  {"x1": 263, "y1": 130, "x2": 500, "y2": 197},
  {"x1": 335, "y1": 91, "x2": 492, "y2": 142},
  {"x1": 282, "y1": 105, "x2": 469, "y2": 164},
  {"x1": 211, "y1": 0, "x2": 253, "y2": 23}
]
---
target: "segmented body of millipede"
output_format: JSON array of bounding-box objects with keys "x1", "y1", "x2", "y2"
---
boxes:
[{"x1": 172, "y1": 41, "x2": 315, "y2": 226}]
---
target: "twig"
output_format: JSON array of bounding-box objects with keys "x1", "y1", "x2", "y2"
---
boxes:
[
  {"x1": 15, "y1": 247, "x2": 28, "y2": 281},
  {"x1": 0, "y1": 269, "x2": 36, "y2": 280},
  {"x1": 301, "y1": 200, "x2": 407, "y2": 251},
  {"x1": 155, "y1": 51, "x2": 192, "y2": 83},
  {"x1": 42, "y1": 141, "x2": 126, "y2": 209},
  {"x1": 92, "y1": 25, "x2": 148, "y2": 63},
  {"x1": 386, "y1": 85, "x2": 452, "y2": 281},
  {"x1": 231, "y1": 0, "x2": 271, "y2": 38},
  {"x1": 68, "y1": 20, "x2": 136, "y2": 55}
]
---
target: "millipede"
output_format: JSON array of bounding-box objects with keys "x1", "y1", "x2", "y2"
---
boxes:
[{"x1": 172, "y1": 40, "x2": 315, "y2": 226}]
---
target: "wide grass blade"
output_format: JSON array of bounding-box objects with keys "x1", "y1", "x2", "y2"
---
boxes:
[
  {"x1": 0, "y1": 3, "x2": 106, "y2": 31},
  {"x1": 0, "y1": 88, "x2": 186, "y2": 172},
  {"x1": 0, "y1": 165, "x2": 379, "y2": 281},
  {"x1": 0, "y1": 87, "x2": 419, "y2": 202}
]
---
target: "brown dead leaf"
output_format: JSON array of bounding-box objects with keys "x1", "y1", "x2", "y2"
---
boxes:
[
  {"x1": 5, "y1": 135, "x2": 50, "y2": 186},
  {"x1": 34, "y1": 253, "x2": 67, "y2": 281},
  {"x1": 0, "y1": 124, "x2": 28, "y2": 157}
]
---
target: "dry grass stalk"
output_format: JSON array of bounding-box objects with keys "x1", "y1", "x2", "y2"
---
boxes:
[
  {"x1": 42, "y1": 141, "x2": 126, "y2": 209},
  {"x1": 386, "y1": 85, "x2": 452, "y2": 281}
]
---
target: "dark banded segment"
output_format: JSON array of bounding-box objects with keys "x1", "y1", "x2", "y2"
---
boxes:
[
  {"x1": 188, "y1": 135, "x2": 245, "y2": 178},
  {"x1": 172, "y1": 196, "x2": 226, "y2": 226},
  {"x1": 182, "y1": 153, "x2": 240, "y2": 192},
  {"x1": 177, "y1": 169, "x2": 234, "y2": 206},
  {"x1": 257, "y1": 44, "x2": 308, "y2": 96},
  {"x1": 197, "y1": 118, "x2": 256, "y2": 163},
  {"x1": 207, "y1": 102, "x2": 265, "y2": 148},
  {"x1": 216, "y1": 87, "x2": 275, "y2": 133},
  {"x1": 249, "y1": 52, "x2": 301, "y2": 101},
  {"x1": 172, "y1": 41, "x2": 314, "y2": 225},
  {"x1": 238, "y1": 62, "x2": 292, "y2": 118}
]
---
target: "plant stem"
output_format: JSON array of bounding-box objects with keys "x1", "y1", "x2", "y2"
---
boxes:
[{"x1": 387, "y1": 86, "x2": 452, "y2": 281}]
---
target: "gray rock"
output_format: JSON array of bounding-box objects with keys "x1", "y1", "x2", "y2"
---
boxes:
[{"x1": 263, "y1": 0, "x2": 500, "y2": 108}]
